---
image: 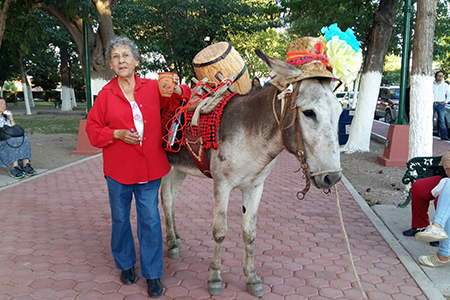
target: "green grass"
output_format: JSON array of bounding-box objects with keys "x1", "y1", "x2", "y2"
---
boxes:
[
  {"x1": 11, "y1": 101, "x2": 87, "y2": 109},
  {"x1": 13, "y1": 118, "x2": 82, "y2": 134},
  {"x1": 8, "y1": 101, "x2": 88, "y2": 134}
]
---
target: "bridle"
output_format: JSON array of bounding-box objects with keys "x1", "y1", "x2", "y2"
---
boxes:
[{"x1": 273, "y1": 80, "x2": 342, "y2": 200}]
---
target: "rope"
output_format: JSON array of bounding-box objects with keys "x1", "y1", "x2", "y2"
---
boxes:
[{"x1": 333, "y1": 185, "x2": 367, "y2": 300}]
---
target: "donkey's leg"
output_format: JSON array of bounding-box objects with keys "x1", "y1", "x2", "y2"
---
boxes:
[
  {"x1": 241, "y1": 184, "x2": 264, "y2": 297},
  {"x1": 160, "y1": 168, "x2": 186, "y2": 259},
  {"x1": 208, "y1": 183, "x2": 231, "y2": 296}
]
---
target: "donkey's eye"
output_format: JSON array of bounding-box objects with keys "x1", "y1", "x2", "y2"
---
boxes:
[{"x1": 303, "y1": 110, "x2": 316, "y2": 119}]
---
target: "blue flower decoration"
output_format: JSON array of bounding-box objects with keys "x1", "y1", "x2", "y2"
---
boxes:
[{"x1": 321, "y1": 23, "x2": 360, "y2": 52}]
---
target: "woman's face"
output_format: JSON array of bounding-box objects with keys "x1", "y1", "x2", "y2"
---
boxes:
[
  {"x1": 0, "y1": 99, "x2": 6, "y2": 113},
  {"x1": 109, "y1": 45, "x2": 139, "y2": 79}
]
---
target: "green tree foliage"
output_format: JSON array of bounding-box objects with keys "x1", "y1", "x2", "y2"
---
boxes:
[
  {"x1": 0, "y1": 6, "x2": 83, "y2": 91},
  {"x1": 113, "y1": 0, "x2": 280, "y2": 80},
  {"x1": 281, "y1": 0, "x2": 450, "y2": 73},
  {"x1": 29, "y1": 47, "x2": 60, "y2": 91},
  {"x1": 280, "y1": 0, "x2": 378, "y2": 50},
  {"x1": 0, "y1": 39, "x2": 19, "y2": 86},
  {"x1": 382, "y1": 55, "x2": 401, "y2": 85},
  {"x1": 434, "y1": 0, "x2": 450, "y2": 74},
  {"x1": 3, "y1": 81, "x2": 16, "y2": 91},
  {"x1": 230, "y1": 28, "x2": 292, "y2": 79}
]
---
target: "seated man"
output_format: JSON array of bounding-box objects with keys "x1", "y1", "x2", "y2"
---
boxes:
[
  {"x1": 414, "y1": 152, "x2": 450, "y2": 267},
  {"x1": 402, "y1": 151, "x2": 450, "y2": 247}
]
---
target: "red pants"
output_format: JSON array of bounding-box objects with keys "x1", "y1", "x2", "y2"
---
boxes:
[{"x1": 410, "y1": 175, "x2": 440, "y2": 228}]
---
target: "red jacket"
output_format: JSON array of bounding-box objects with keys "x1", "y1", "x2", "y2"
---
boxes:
[{"x1": 86, "y1": 75, "x2": 190, "y2": 184}]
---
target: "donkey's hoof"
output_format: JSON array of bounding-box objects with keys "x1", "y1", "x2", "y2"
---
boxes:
[
  {"x1": 247, "y1": 281, "x2": 264, "y2": 297},
  {"x1": 176, "y1": 238, "x2": 182, "y2": 249},
  {"x1": 168, "y1": 248, "x2": 179, "y2": 259},
  {"x1": 208, "y1": 279, "x2": 222, "y2": 296}
]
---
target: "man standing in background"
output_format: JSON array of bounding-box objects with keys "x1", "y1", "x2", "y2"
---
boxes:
[{"x1": 433, "y1": 70, "x2": 450, "y2": 140}]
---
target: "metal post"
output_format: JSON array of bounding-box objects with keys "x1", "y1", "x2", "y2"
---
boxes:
[
  {"x1": 83, "y1": 20, "x2": 92, "y2": 115},
  {"x1": 395, "y1": 0, "x2": 412, "y2": 125}
]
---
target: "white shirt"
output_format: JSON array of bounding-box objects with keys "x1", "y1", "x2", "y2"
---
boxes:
[
  {"x1": 130, "y1": 101, "x2": 143, "y2": 146},
  {"x1": 433, "y1": 80, "x2": 450, "y2": 103},
  {"x1": 432, "y1": 177, "x2": 450, "y2": 197}
]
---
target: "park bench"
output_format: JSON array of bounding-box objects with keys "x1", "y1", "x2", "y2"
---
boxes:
[{"x1": 399, "y1": 155, "x2": 443, "y2": 208}]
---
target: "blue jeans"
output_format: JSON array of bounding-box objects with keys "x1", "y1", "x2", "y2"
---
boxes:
[
  {"x1": 433, "y1": 179, "x2": 450, "y2": 257},
  {"x1": 433, "y1": 103, "x2": 448, "y2": 139},
  {"x1": 106, "y1": 176, "x2": 163, "y2": 279}
]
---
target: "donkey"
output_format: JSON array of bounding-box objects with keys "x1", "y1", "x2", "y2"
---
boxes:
[{"x1": 161, "y1": 49, "x2": 343, "y2": 297}]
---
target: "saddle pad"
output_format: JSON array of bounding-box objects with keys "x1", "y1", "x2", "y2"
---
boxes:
[{"x1": 181, "y1": 93, "x2": 237, "y2": 150}]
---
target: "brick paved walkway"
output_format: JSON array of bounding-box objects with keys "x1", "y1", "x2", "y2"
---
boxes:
[{"x1": 0, "y1": 148, "x2": 430, "y2": 299}]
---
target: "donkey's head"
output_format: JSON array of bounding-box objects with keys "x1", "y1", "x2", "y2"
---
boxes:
[{"x1": 256, "y1": 48, "x2": 342, "y2": 190}]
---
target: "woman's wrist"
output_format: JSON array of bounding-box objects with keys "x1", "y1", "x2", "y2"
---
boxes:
[{"x1": 174, "y1": 85, "x2": 182, "y2": 95}]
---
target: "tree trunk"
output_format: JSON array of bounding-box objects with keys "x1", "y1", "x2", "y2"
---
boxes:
[
  {"x1": 70, "y1": 87, "x2": 77, "y2": 108},
  {"x1": 68, "y1": 59, "x2": 77, "y2": 108},
  {"x1": 409, "y1": 0, "x2": 437, "y2": 159},
  {"x1": 17, "y1": 51, "x2": 31, "y2": 115},
  {"x1": 0, "y1": 0, "x2": 12, "y2": 50},
  {"x1": 25, "y1": 77, "x2": 34, "y2": 108},
  {"x1": 60, "y1": 43, "x2": 72, "y2": 111},
  {"x1": 342, "y1": 0, "x2": 398, "y2": 153}
]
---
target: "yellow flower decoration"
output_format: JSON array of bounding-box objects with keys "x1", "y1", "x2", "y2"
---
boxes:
[
  {"x1": 325, "y1": 36, "x2": 362, "y2": 85},
  {"x1": 320, "y1": 24, "x2": 363, "y2": 85}
]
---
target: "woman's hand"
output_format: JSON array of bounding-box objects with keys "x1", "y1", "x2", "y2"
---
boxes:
[
  {"x1": 113, "y1": 129, "x2": 141, "y2": 145},
  {"x1": 5, "y1": 111, "x2": 16, "y2": 126},
  {"x1": 173, "y1": 74, "x2": 182, "y2": 95}
]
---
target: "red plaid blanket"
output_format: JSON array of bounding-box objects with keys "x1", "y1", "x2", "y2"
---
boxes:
[
  {"x1": 161, "y1": 93, "x2": 237, "y2": 150},
  {"x1": 181, "y1": 93, "x2": 237, "y2": 149},
  {"x1": 161, "y1": 93, "x2": 237, "y2": 149}
]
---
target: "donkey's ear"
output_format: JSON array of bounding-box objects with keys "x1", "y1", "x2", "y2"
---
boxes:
[
  {"x1": 255, "y1": 49, "x2": 271, "y2": 66},
  {"x1": 255, "y1": 49, "x2": 302, "y2": 90}
]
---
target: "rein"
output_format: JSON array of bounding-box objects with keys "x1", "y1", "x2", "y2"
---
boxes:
[
  {"x1": 276, "y1": 85, "x2": 365, "y2": 298},
  {"x1": 273, "y1": 81, "x2": 342, "y2": 200}
]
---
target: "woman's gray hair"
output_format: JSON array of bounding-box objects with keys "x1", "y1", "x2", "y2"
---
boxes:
[{"x1": 105, "y1": 36, "x2": 141, "y2": 61}]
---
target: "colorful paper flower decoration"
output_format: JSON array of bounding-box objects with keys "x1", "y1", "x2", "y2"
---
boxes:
[{"x1": 320, "y1": 23, "x2": 363, "y2": 85}]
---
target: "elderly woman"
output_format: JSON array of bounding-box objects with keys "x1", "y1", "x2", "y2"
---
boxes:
[
  {"x1": 86, "y1": 36, "x2": 190, "y2": 298},
  {"x1": 0, "y1": 98, "x2": 36, "y2": 178}
]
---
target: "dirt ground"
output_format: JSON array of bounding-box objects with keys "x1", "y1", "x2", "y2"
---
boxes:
[
  {"x1": 340, "y1": 139, "x2": 408, "y2": 206},
  {"x1": 22, "y1": 124, "x2": 408, "y2": 207}
]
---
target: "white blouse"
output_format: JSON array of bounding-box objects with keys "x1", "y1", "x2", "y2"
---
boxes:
[{"x1": 130, "y1": 101, "x2": 144, "y2": 138}]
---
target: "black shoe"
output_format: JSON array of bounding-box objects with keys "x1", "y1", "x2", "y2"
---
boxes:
[
  {"x1": 430, "y1": 241, "x2": 440, "y2": 247},
  {"x1": 10, "y1": 166, "x2": 25, "y2": 179},
  {"x1": 147, "y1": 278, "x2": 163, "y2": 298},
  {"x1": 120, "y1": 267, "x2": 135, "y2": 285},
  {"x1": 403, "y1": 227, "x2": 420, "y2": 237},
  {"x1": 22, "y1": 163, "x2": 36, "y2": 176}
]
